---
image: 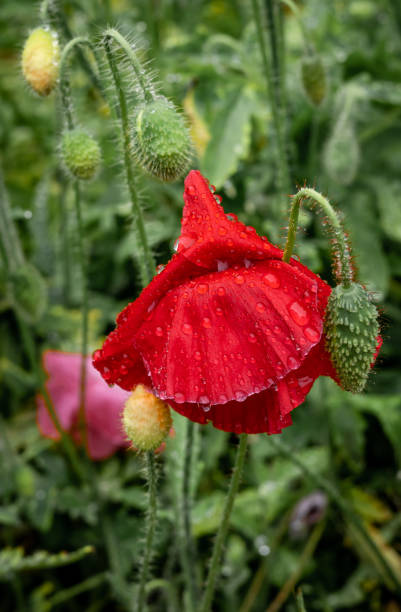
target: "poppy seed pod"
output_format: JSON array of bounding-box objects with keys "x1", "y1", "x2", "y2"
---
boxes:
[
  {"x1": 61, "y1": 129, "x2": 101, "y2": 180},
  {"x1": 22, "y1": 27, "x2": 60, "y2": 96},
  {"x1": 324, "y1": 282, "x2": 380, "y2": 392},
  {"x1": 122, "y1": 385, "x2": 172, "y2": 451},
  {"x1": 301, "y1": 54, "x2": 327, "y2": 106},
  {"x1": 133, "y1": 98, "x2": 192, "y2": 182}
]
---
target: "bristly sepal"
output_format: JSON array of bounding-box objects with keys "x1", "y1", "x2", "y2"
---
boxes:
[{"x1": 324, "y1": 282, "x2": 380, "y2": 393}]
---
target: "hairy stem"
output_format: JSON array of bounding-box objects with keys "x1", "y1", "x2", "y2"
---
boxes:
[
  {"x1": 180, "y1": 420, "x2": 197, "y2": 611},
  {"x1": 137, "y1": 452, "x2": 158, "y2": 612},
  {"x1": 282, "y1": 187, "x2": 353, "y2": 287},
  {"x1": 199, "y1": 434, "x2": 248, "y2": 612},
  {"x1": 103, "y1": 36, "x2": 155, "y2": 285},
  {"x1": 268, "y1": 436, "x2": 401, "y2": 597},
  {"x1": 251, "y1": 0, "x2": 291, "y2": 207},
  {"x1": 104, "y1": 29, "x2": 154, "y2": 102}
]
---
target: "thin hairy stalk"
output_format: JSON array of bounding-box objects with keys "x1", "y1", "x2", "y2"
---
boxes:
[
  {"x1": 282, "y1": 187, "x2": 353, "y2": 287},
  {"x1": 103, "y1": 36, "x2": 155, "y2": 285},
  {"x1": 145, "y1": 579, "x2": 180, "y2": 611},
  {"x1": 48, "y1": 572, "x2": 108, "y2": 607},
  {"x1": 179, "y1": 420, "x2": 197, "y2": 611},
  {"x1": 268, "y1": 436, "x2": 401, "y2": 597},
  {"x1": 104, "y1": 28, "x2": 154, "y2": 102},
  {"x1": 199, "y1": 434, "x2": 248, "y2": 612},
  {"x1": 73, "y1": 181, "x2": 89, "y2": 453},
  {"x1": 0, "y1": 168, "x2": 24, "y2": 271},
  {"x1": 295, "y1": 589, "x2": 307, "y2": 612},
  {"x1": 137, "y1": 452, "x2": 158, "y2": 612},
  {"x1": 251, "y1": 0, "x2": 291, "y2": 207},
  {"x1": 266, "y1": 521, "x2": 325, "y2": 612}
]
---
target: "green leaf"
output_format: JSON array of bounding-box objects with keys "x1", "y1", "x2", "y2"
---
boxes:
[
  {"x1": 371, "y1": 179, "x2": 401, "y2": 243},
  {"x1": 201, "y1": 88, "x2": 254, "y2": 188}
]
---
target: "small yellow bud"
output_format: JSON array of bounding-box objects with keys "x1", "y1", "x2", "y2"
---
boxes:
[
  {"x1": 22, "y1": 27, "x2": 60, "y2": 96},
  {"x1": 123, "y1": 385, "x2": 172, "y2": 451}
]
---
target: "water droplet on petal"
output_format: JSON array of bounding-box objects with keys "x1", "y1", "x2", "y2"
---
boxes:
[
  {"x1": 194, "y1": 351, "x2": 202, "y2": 361},
  {"x1": 214, "y1": 194, "x2": 222, "y2": 204},
  {"x1": 218, "y1": 394, "x2": 228, "y2": 403},
  {"x1": 209, "y1": 184, "x2": 216, "y2": 193},
  {"x1": 263, "y1": 273, "x2": 280, "y2": 288},
  {"x1": 155, "y1": 326, "x2": 163, "y2": 337},
  {"x1": 234, "y1": 274, "x2": 244, "y2": 285},
  {"x1": 103, "y1": 367, "x2": 111, "y2": 381},
  {"x1": 175, "y1": 392, "x2": 185, "y2": 403},
  {"x1": 197, "y1": 283, "x2": 208, "y2": 294},
  {"x1": 287, "y1": 356, "x2": 300, "y2": 369},
  {"x1": 202, "y1": 317, "x2": 212, "y2": 329},
  {"x1": 304, "y1": 326, "x2": 320, "y2": 342},
  {"x1": 92, "y1": 349, "x2": 102, "y2": 361},
  {"x1": 298, "y1": 376, "x2": 313, "y2": 388},
  {"x1": 218, "y1": 226, "x2": 227, "y2": 236},
  {"x1": 235, "y1": 390, "x2": 247, "y2": 401},
  {"x1": 249, "y1": 333, "x2": 257, "y2": 343},
  {"x1": 156, "y1": 264, "x2": 165, "y2": 275},
  {"x1": 199, "y1": 395, "x2": 210, "y2": 404},
  {"x1": 226, "y1": 213, "x2": 237, "y2": 222},
  {"x1": 215, "y1": 307, "x2": 223, "y2": 316},
  {"x1": 173, "y1": 238, "x2": 180, "y2": 251},
  {"x1": 202, "y1": 405, "x2": 211, "y2": 412},
  {"x1": 182, "y1": 323, "x2": 193, "y2": 335},
  {"x1": 217, "y1": 286, "x2": 226, "y2": 296},
  {"x1": 120, "y1": 364, "x2": 128, "y2": 375},
  {"x1": 288, "y1": 301, "x2": 309, "y2": 326},
  {"x1": 256, "y1": 302, "x2": 266, "y2": 313},
  {"x1": 217, "y1": 260, "x2": 228, "y2": 272}
]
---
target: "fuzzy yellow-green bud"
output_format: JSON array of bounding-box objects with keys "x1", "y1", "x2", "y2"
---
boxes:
[
  {"x1": 301, "y1": 54, "x2": 327, "y2": 106},
  {"x1": 22, "y1": 27, "x2": 60, "y2": 96},
  {"x1": 61, "y1": 129, "x2": 101, "y2": 180},
  {"x1": 324, "y1": 283, "x2": 380, "y2": 393},
  {"x1": 123, "y1": 385, "x2": 172, "y2": 451},
  {"x1": 133, "y1": 97, "x2": 192, "y2": 182}
]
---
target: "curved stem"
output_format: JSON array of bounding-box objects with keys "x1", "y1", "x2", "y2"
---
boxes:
[
  {"x1": 73, "y1": 181, "x2": 89, "y2": 453},
  {"x1": 282, "y1": 187, "x2": 353, "y2": 287},
  {"x1": 137, "y1": 451, "x2": 158, "y2": 612},
  {"x1": 103, "y1": 37, "x2": 155, "y2": 285},
  {"x1": 268, "y1": 436, "x2": 401, "y2": 598},
  {"x1": 199, "y1": 434, "x2": 248, "y2": 612},
  {"x1": 251, "y1": 0, "x2": 291, "y2": 208},
  {"x1": 180, "y1": 420, "x2": 197, "y2": 611},
  {"x1": 104, "y1": 28, "x2": 154, "y2": 102}
]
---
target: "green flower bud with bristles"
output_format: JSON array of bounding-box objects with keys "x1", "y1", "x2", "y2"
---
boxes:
[
  {"x1": 9, "y1": 263, "x2": 47, "y2": 324},
  {"x1": 301, "y1": 54, "x2": 327, "y2": 106},
  {"x1": 324, "y1": 283, "x2": 380, "y2": 393},
  {"x1": 133, "y1": 97, "x2": 192, "y2": 182},
  {"x1": 22, "y1": 27, "x2": 60, "y2": 96},
  {"x1": 61, "y1": 129, "x2": 101, "y2": 181}
]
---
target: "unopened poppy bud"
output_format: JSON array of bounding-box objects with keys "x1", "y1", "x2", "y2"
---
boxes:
[
  {"x1": 122, "y1": 385, "x2": 172, "y2": 451},
  {"x1": 9, "y1": 262, "x2": 47, "y2": 324},
  {"x1": 324, "y1": 282, "x2": 380, "y2": 393},
  {"x1": 22, "y1": 27, "x2": 60, "y2": 96},
  {"x1": 61, "y1": 129, "x2": 101, "y2": 180},
  {"x1": 301, "y1": 54, "x2": 327, "y2": 106},
  {"x1": 133, "y1": 97, "x2": 192, "y2": 182}
]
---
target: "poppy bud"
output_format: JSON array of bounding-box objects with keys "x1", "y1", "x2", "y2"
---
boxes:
[
  {"x1": 22, "y1": 27, "x2": 60, "y2": 96},
  {"x1": 324, "y1": 282, "x2": 379, "y2": 393},
  {"x1": 122, "y1": 385, "x2": 172, "y2": 451},
  {"x1": 9, "y1": 262, "x2": 47, "y2": 324},
  {"x1": 301, "y1": 54, "x2": 326, "y2": 106},
  {"x1": 61, "y1": 129, "x2": 101, "y2": 180},
  {"x1": 324, "y1": 120, "x2": 359, "y2": 186},
  {"x1": 133, "y1": 97, "x2": 192, "y2": 181}
]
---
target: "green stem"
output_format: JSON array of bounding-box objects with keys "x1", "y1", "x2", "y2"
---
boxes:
[
  {"x1": 268, "y1": 436, "x2": 401, "y2": 597},
  {"x1": 295, "y1": 588, "x2": 307, "y2": 612},
  {"x1": 103, "y1": 36, "x2": 155, "y2": 285},
  {"x1": 180, "y1": 420, "x2": 197, "y2": 611},
  {"x1": 282, "y1": 187, "x2": 353, "y2": 287},
  {"x1": 0, "y1": 168, "x2": 24, "y2": 271},
  {"x1": 104, "y1": 28, "x2": 154, "y2": 102},
  {"x1": 251, "y1": 0, "x2": 291, "y2": 207},
  {"x1": 199, "y1": 434, "x2": 248, "y2": 612},
  {"x1": 73, "y1": 181, "x2": 89, "y2": 453},
  {"x1": 137, "y1": 451, "x2": 158, "y2": 612},
  {"x1": 102, "y1": 513, "x2": 133, "y2": 608}
]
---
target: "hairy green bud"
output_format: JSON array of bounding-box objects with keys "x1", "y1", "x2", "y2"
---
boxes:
[
  {"x1": 301, "y1": 55, "x2": 326, "y2": 106},
  {"x1": 324, "y1": 283, "x2": 380, "y2": 393},
  {"x1": 123, "y1": 385, "x2": 172, "y2": 451},
  {"x1": 61, "y1": 129, "x2": 101, "y2": 180},
  {"x1": 133, "y1": 98, "x2": 191, "y2": 182},
  {"x1": 324, "y1": 120, "x2": 359, "y2": 186},
  {"x1": 22, "y1": 27, "x2": 59, "y2": 96},
  {"x1": 9, "y1": 263, "x2": 47, "y2": 324}
]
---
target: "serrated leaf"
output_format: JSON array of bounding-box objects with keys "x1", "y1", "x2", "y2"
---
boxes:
[{"x1": 201, "y1": 88, "x2": 254, "y2": 188}]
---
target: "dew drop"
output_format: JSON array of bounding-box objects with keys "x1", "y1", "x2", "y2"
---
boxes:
[
  {"x1": 215, "y1": 307, "x2": 223, "y2": 316},
  {"x1": 235, "y1": 390, "x2": 247, "y2": 402},
  {"x1": 288, "y1": 301, "x2": 309, "y2": 326},
  {"x1": 197, "y1": 283, "x2": 208, "y2": 294},
  {"x1": 155, "y1": 326, "x2": 163, "y2": 337},
  {"x1": 287, "y1": 356, "x2": 300, "y2": 369},
  {"x1": 256, "y1": 302, "x2": 266, "y2": 313},
  {"x1": 209, "y1": 184, "x2": 216, "y2": 193},
  {"x1": 219, "y1": 394, "x2": 228, "y2": 403},
  {"x1": 304, "y1": 326, "x2": 320, "y2": 342},
  {"x1": 217, "y1": 286, "x2": 226, "y2": 296},
  {"x1": 175, "y1": 392, "x2": 185, "y2": 403},
  {"x1": 182, "y1": 323, "x2": 193, "y2": 335},
  {"x1": 263, "y1": 273, "x2": 280, "y2": 288},
  {"x1": 202, "y1": 405, "x2": 211, "y2": 413},
  {"x1": 173, "y1": 238, "x2": 180, "y2": 251},
  {"x1": 120, "y1": 364, "x2": 128, "y2": 375},
  {"x1": 298, "y1": 376, "x2": 313, "y2": 388},
  {"x1": 202, "y1": 317, "x2": 212, "y2": 329},
  {"x1": 199, "y1": 395, "x2": 210, "y2": 404},
  {"x1": 156, "y1": 264, "x2": 165, "y2": 275},
  {"x1": 234, "y1": 274, "x2": 244, "y2": 285},
  {"x1": 92, "y1": 349, "x2": 102, "y2": 361},
  {"x1": 249, "y1": 333, "x2": 257, "y2": 343},
  {"x1": 226, "y1": 213, "x2": 237, "y2": 222},
  {"x1": 214, "y1": 194, "x2": 222, "y2": 204},
  {"x1": 103, "y1": 367, "x2": 111, "y2": 381},
  {"x1": 194, "y1": 351, "x2": 202, "y2": 361}
]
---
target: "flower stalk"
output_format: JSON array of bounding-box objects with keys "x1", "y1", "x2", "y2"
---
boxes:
[
  {"x1": 199, "y1": 434, "x2": 248, "y2": 612},
  {"x1": 180, "y1": 420, "x2": 197, "y2": 611},
  {"x1": 137, "y1": 451, "x2": 158, "y2": 612}
]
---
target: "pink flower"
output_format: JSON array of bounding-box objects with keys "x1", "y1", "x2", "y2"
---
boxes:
[{"x1": 37, "y1": 350, "x2": 130, "y2": 460}]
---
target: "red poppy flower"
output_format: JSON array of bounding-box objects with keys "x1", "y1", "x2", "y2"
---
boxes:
[{"x1": 93, "y1": 170, "x2": 340, "y2": 434}]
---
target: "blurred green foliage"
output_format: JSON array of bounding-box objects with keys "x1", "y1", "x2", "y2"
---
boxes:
[{"x1": 1, "y1": 0, "x2": 401, "y2": 610}]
